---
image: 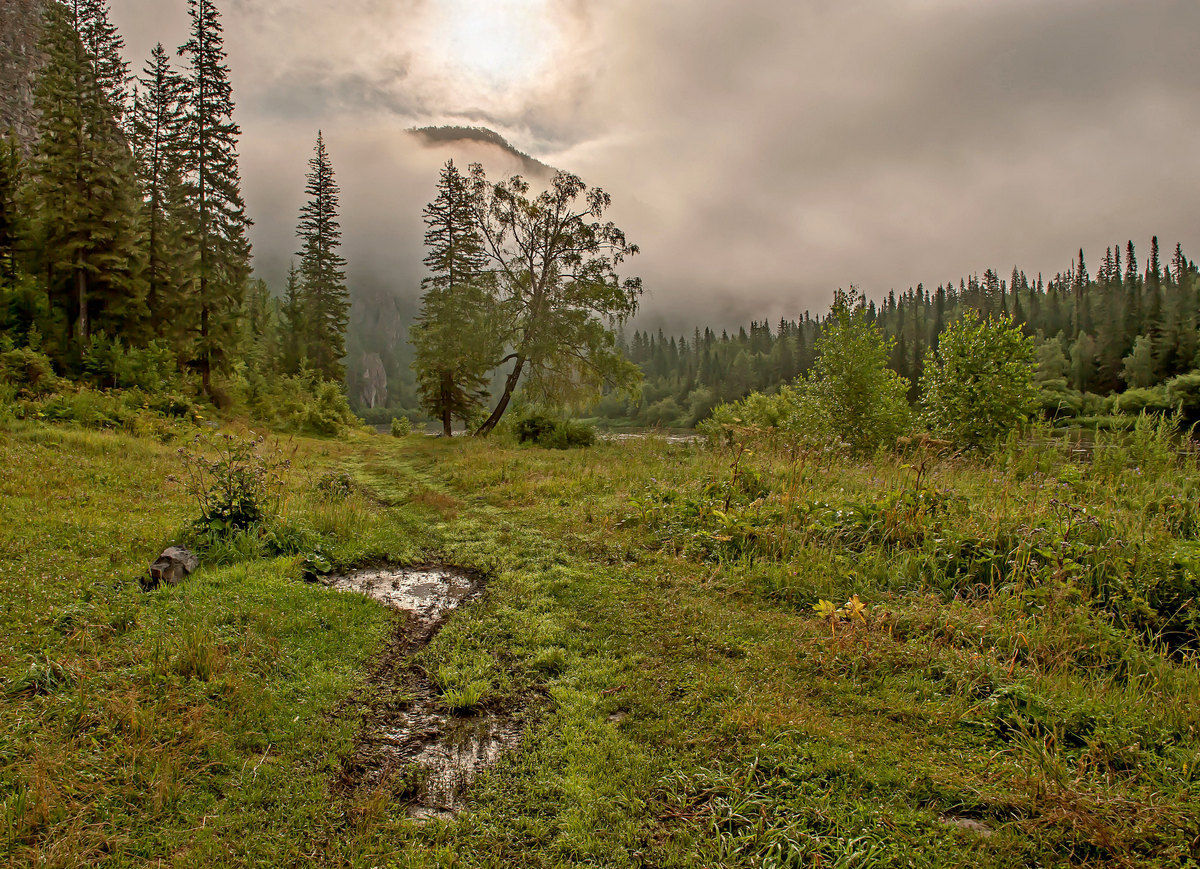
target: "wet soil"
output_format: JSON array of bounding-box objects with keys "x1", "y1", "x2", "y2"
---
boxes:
[{"x1": 329, "y1": 565, "x2": 524, "y2": 819}]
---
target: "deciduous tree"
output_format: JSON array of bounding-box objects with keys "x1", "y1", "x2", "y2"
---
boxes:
[{"x1": 468, "y1": 164, "x2": 642, "y2": 435}]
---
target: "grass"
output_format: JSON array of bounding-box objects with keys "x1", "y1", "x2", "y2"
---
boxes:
[{"x1": 1, "y1": 417, "x2": 1198, "y2": 866}]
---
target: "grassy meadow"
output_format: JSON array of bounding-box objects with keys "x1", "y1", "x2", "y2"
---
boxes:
[{"x1": 1, "y1": 418, "x2": 1199, "y2": 867}]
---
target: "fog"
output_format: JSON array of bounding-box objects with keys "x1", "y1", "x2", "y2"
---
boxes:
[{"x1": 110, "y1": 0, "x2": 1200, "y2": 329}]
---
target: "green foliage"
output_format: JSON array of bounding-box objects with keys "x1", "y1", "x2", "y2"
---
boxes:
[
  {"x1": 470, "y1": 164, "x2": 643, "y2": 433},
  {"x1": 805, "y1": 289, "x2": 911, "y2": 453},
  {"x1": 1036, "y1": 378, "x2": 1083, "y2": 418},
  {"x1": 24, "y1": 2, "x2": 147, "y2": 358},
  {"x1": 1122, "y1": 335, "x2": 1156, "y2": 389},
  {"x1": 1164, "y1": 371, "x2": 1200, "y2": 420},
  {"x1": 81, "y1": 335, "x2": 184, "y2": 392},
  {"x1": 293, "y1": 132, "x2": 349, "y2": 382},
  {"x1": 920, "y1": 311, "x2": 1036, "y2": 449},
  {"x1": 514, "y1": 411, "x2": 596, "y2": 449},
  {"x1": 230, "y1": 370, "x2": 359, "y2": 437},
  {"x1": 411, "y1": 161, "x2": 501, "y2": 436},
  {"x1": 177, "y1": 433, "x2": 291, "y2": 537},
  {"x1": 390, "y1": 416, "x2": 412, "y2": 438},
  {"x1": 177, "y1": 0, "x2": 253, "y2": 394},
  {"x1": 1034, "y1": 336, "x2": 1069, "y2": 384},
  {"x1": 0, "y1": 346, "x2": 67, "y2": 398},
  {"x1": 701, "y1": 290, "x2": 910, "y2": 454},
  {"x1": 1112, "y1": 386, "x2": 1173, "y2": 416}
]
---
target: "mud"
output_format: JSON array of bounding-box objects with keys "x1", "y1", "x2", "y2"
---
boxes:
[{"x1": 330, "y1": 565, "x2": 524, "y2": 819}]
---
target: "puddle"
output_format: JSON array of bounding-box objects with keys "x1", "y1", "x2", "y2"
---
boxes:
[
  {"x1": 329, "y1": 565, "x2": 526, "y2": 819},
  {"x1": 327, "y1": 566, "x2": 479, "y2": 622}
]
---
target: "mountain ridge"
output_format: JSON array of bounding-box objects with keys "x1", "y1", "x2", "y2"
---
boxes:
[{"x1": 407, "y1": 125, "x2": 556, "y2": 177}]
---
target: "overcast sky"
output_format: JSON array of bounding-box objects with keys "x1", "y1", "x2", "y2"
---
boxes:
[{"x1": 109, "y1": 0, "x2": 1200, "y2": 329}]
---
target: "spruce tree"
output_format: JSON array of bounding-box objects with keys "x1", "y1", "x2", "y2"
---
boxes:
[
  {"x1": 410, "y1": 159, "x2": 499, "y2": 436},
  {"x1": 280, "y1": 261, "x2": 305, "y2": 374},
  {"x1": 25, "y1": 1, "x2": 145, "y2": 357},
  {"x1": 74, "y1": 0, "x2": 129, "y2": 121},
  {"x1": 130, "y1": 44, "x2": 187, "y2": 333},
  {"x1": 295, "y1": 131, "x2": 349, "y2": 381},
  {"x1": 178, "y1": 0, "x2": 252, "y2": 396}
]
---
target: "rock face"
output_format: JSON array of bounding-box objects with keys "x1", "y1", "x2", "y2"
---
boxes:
[
  {"x1": 0, "y1": 0, "x2": 48, "y2": 148},
  {"x1": 146, "y1": 547, "x2": 200, "y2": 589}
]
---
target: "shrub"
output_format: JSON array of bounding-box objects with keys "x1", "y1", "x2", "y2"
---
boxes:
[
  {"x1": 1111, "y1": 386, "x2": 1172, "y2": 416},
  {"x1": 919, "y1": 311, "x2": 1036, "y2": 450},
  {"x1": 314, "y1": 470, "x2": 355, "y2": 500},
  {"x1": 514, "y1": 411, "x2": 596, "y2": 449},
  {"x1": 0, "y1": 346, "x2": 66, "y2": 398},
  {"x1": 82, "y1": 336, "x2": 182, "y2": 393},
  {"x1": 1036, "y1": 378, "x2": 1082, "y2": 418},
  {"x1": 1164, "y1": 371, "x2": 1200, "y2": 421},
  {"x1": 228, "y1": 372, "x2": 360, "y2": 437},
  {"x1": 390, "y1": 416, "x2": 412, "y2": 437},
  {"x1": 540, "y1": 419, "x2": 596, "y2": 449},
  {"x1": 806, "y1": 289, "x2": 911, "y2": 453},
  {"x1": 177, "y1": 433, "x2": 292, "y2": 537},
  {"x1": 700, "y1": 291, "x2": 910, "y2": 454}
]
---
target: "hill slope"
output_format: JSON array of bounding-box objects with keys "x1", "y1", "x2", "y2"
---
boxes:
[{"x1": 408, "y1": 125, "x2": 556, "y2": 178}]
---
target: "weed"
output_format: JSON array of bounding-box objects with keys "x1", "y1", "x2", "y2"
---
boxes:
[
  {"x1": 177, "y1": 432, "x2": 293, "y2": 536},
  {"x1": 6, "y1": 657, "x2": 74, "y2": 697}
]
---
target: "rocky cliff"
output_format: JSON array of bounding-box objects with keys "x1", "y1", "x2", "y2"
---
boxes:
[{"x1": 0, "y1": 0, "x2": 48, "y2": 147}]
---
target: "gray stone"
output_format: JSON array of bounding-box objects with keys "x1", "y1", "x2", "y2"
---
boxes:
[{"x1": 147, "y1": 547, "x2": 200, "y2": 588}]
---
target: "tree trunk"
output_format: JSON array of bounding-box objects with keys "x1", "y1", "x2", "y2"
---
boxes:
[
  {"x1": 440, "y1": 369, "x2": 453, "y2": 437},
  {"x1": 476, "y1": 356, "x2": 525, "y2": 436},
  {"x1": 75, "y1": 265, "x2": 87, "y2": 346},
  {"x1": 200, "y1": 290, "x2": 211, "y2": 398}
]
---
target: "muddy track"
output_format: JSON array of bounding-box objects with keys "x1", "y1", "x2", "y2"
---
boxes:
[{"x1": 329, "y1": 566, "x2": 524, "y2": 820}]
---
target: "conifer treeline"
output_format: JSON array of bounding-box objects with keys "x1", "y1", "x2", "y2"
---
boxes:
[
  {"x1": 605, "y1": 239, "x2": 1199, "y2": 427},
  {"x1": 0, "y1": 0, "x2": 348, "y2": 401}
]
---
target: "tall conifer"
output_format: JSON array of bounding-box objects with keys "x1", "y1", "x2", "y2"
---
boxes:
[
  {"x1": 130, "y1": 44, "x2": 187, "y2": 333},
  {"x1": 295, "y1": 131, "x2": 349, "y2": 381},
  {"x1": 410, "y1": 159, "x2": 500, "y2": 435},
  {"x1": 178, "y1": 0, "x2": 252, "y2": 395},
  {"x1": 25, "y1": 1, "x2": 144, "y2": 356}
]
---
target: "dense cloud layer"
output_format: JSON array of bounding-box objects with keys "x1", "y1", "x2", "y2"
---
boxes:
[{"x1": 110, "y1": 0, "x2": 1200, "y2": 328}]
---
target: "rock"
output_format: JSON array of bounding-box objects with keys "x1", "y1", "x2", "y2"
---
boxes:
[{"x1": 145, "y1": 547, "x2": 199, "y2": 589}]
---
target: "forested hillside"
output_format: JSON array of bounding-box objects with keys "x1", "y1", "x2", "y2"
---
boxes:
[{"x1": 604, "y1": 241, "x2": 1199, "y2": 428}]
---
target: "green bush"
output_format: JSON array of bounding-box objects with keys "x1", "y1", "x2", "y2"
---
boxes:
[
  {"x1": 229, "y1": 372, "x2": 360, "y2": 437},
  {"x1": 82, "y1": 336, "x2": 183, "y2": 393},
  {"x1": 390, "y1": 416, "x2": 412, "y2": 437},
  {"x1": 919, "y1": 311, "x2": 1036, "y2": 450},
  {"x1": 178, "y1": 433, "x2": 292, "y2": 537},
  {"x1": 700, "y1": 291, "x2": 910, "y2": 453},
  {"x1": 514, "y1": 412, "x2": 595, "y2": 449},
  {"x1": 1036, "y1": 378, "x2": 1082, "y2": 418},
  {"x1": 0, "y1": 346, "x2": 66, "y2": 398},
  {"x1": 1164, "y1": 371, "x2": 1200, "y2": 421},
  {"x1": 805, "y1": 289, "x2": 911, "y2": 453},
  {"x1": 1111, "y1": 386, "x2": 1172, "y2": 416}
]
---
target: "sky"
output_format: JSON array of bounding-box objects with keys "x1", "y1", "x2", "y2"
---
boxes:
[{"x1": 109, "y1": 0, "x2": 1200, "y2": 329}]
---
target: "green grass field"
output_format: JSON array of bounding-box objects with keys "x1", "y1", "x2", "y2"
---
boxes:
[{"x1": 2, "y1": 420, "x2": 1198, "y2": 867}]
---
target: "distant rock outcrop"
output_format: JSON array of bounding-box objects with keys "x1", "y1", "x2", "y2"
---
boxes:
[
  {"x1": 408, "y1": 125, "x2": 556, "y2": 178},
  {"x1": 0, "y1": 0, "x2": 48, "y2": 148}
]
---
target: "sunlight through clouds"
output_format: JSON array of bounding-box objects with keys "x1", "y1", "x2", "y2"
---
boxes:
[{"x1": 418, "y1": 0, "x2": 560, "y2": 94}]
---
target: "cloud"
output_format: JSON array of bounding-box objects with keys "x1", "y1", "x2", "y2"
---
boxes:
[{"x1": 109, "y1": 0, "x2": 1200, "y2": 328}]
